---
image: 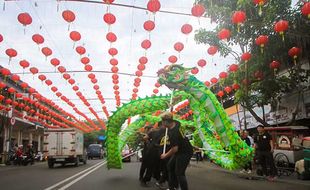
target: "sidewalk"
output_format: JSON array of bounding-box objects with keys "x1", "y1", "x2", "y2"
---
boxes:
[{"x1": 189, "y1": 160, "x2": 310, "y2": 187}]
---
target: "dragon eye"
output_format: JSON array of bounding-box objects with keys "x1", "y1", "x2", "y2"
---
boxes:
[{"x1": 171, "y1": 65, "x2": 179, "y2": 71}]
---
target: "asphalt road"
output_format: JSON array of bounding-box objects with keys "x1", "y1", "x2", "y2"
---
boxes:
[{"x1": 0, "y1": 158, "x2": 309, "y2": 190}]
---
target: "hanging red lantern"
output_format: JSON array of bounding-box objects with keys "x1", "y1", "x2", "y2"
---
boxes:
[
  {"x1": 134, "y1": 82, "x2": 140, "y2": 87},
  {"x1": 147, "y1": 0, "x2": 161, "y2": 13},
  {"x1": 38, "y1": 74, "x2": 46, "y2": 81},
  {"x1": 113, "y1": 85, "x2": 119, "y2": 90},
  {"x1": 5, "y1": 99, "x2": 12, "y2": 105},
  {"x1": 113, "y1": 79, "x2": 119, "y2": 84},
  {"x1": 57, "y1": 66, "x2": 66, "y2": 73},
  {"x1": 32, "y1": 34, "x2": 44, "y2": 45},
  {"x1": 103, "y1": 0, "x2": 115, "y2": 4},
  {"x1": 204, "y1": 81, "x2": 210, "y2": 87},
  {"x1": 103, "y1": 13, "x2": 116, "y2": 25},
  {"x1": 174, "y1": 42, "x2": 184, "y2": 52},
  {"x1": 51, "y1": 86, "x2": 58, "y2": 92},
  {"x1": 274, "y1": 20, "x2": 289, "y2": 41},
  {"x1": 63, "y1": 73, "x2": 71, "y2": 80},
  {"x1": 253, "y1": 0, "x2": 267, "y2": 16},
  {"x1": 56, "y1": 92, "x2": 62, "y2": 97},
  {"x1": 70, "y1": 31, "x2": 81, "y2": 42},
  {"x1": 139, "y1": 56, "x2": 148, "y2": 64},
  {"x1": 241, "y1": 52, "x2": 251, "y2": 63},
  {"x1": 254, "y1": 70, "x2": 264, "y2": 80},
  {"x1": 11, "y1": 74, "x2": 20, "y2": 82},
  {"x1": 137, "y1": 64, "x2": 145, "y2": 71},
  {"x1": 88, "y1": 73, "x2": 95, "y2": 79},
  {"x1": 68, "y1": 79, "x2": 75, "y2": 85},
  {"x1": 255, "y1": 35, "x2": 268, "y2": 53},
  {"x1": 62, "y1": 10, "x2": 75, "y2": 23},
  {"x1": 110, "y1": 58, "x2": 118, "y2": 66},
  {"x1": 91, "y1": 78, "x2": 98, "y2": 84},
  {"x1": 5, "y1": 48, "x2": 17, "y2": 62},
  {"x1": 232, "y1": 83, "x2": 240, "y2": 90},
  {"x1": 106, "y1": 32, "x2": 117, "y2": 43},
  {"x1": 0, "y1": 82, "x2": 6, "y2": 89},
  {"x1": 81, "y1": 57, "x2": 90, "y2": 65},
  {"x1": 302, "y1": 2, "x2": 310, "y2": 19},
  {"x1": 224, "y1": 86, "x2": 232, "y2": 94},
  {"x1": 168, "y1": 55, "x2": 178, "y2": 63},
  {"x1": 108, "y1": 48, "x2": 118, "y2": 56},
  {"x1": 0, "y1": 68, "x2": 11, "y2": 77},
  {"x1": 191, "y1": 67, "x2": 199, "y2": 75},
  {"x1": 111, "y1": 66, "x2": 119, "y2": 73},
  {"x1": 112, "y1": 74, "x2": 119, "y2": 80},
  {"x1": 231, "y1": 11, "x2": 246, "y2": 32},
  {"x1": 155, "y1": 82, "x2": 161, "y2": 88},
  {"x1": 210, "y1": 77, "x2": 218, "y2": 84},
  {"x1": 76, "y1": 46, "x2": 86, "y2": 55},
  {"x1": 141, "y1": 39, "x2": 151, "y2": 50},
  {"x1": 191, "y1": 4, "x2": 205, "y2": 17},
  {"x1": 217, "y1": 91, "x2": 224, "y2": 98},
  {"x1": 219, "y1": 72, "x2": 228, "y2": 79},
  {"x1": 218, "y1": 28, "x2": 231, "y2": 40},
  {"x1": 45, "y1": 80, "x2": 52, "y2": 86},
  {"x1": 135, "y1": 77, "x2": 141, "y2": 83},
  {"x1": 50, "y1": 58, "x2": 60, "y2": 67},
  {"x1": 28, "y1": 87, "x2": 35, "y2": 94},
  {"x1": 288, "y1": 47, "x2": 301, "y2": 65},
  {"x1": 41, "y1": 47, "x2": 52, "y2": 58},
  {"x1": 8, "y1": 87, "x2": 16, "y2": 94},
  {"x1": 269, "y1": 60, "x2": 281, "y2": 71},
  {"x1": 0, "y1": 34, "x2": 3, "y2": 43},
  {"x1": 229, "y1": 64, "x2": 238, "y2": 72},
  {"x1": 181, "y1": 24, "x2": 193, "y2": 35},
  {"x1": 132, "y1": 88, "x2": 139, "y2": 93},
  {"x1": 85, "y1": 64, "x2": 93, "y2": 72},
  {"x1": 153, "y1": 89, "x2": 159, "y2": 94},
  {"x1": 143, "y1": 20, "x2": 155, "y2": 32},
  {"x1": 93, "y1": 85, "x2": 99, "y2": 90},
  {"x1": 207, "y1": 46, "x2": 218, "y2": 56},
  {"x1": 72, "y1": 86, "x2": 79, "y2": 91},
  {"x1": 30, "y1": 67, "x2": 38, "y2": 75},
  {"x1": 135, "y1": 70, "x2": 143, "y2": 77},
  {"x1": 19, "y1": 60, "x2": 29, "y2": 70},
  {"x1": 20, "y1": 82, "x2": 28, "y2": 89},
  {"x1": 17, "y1": 12, "x2": 32, "y2": 27},
  {"x1": 197, "y1": 59, "x2": 207, "y2": 68}
]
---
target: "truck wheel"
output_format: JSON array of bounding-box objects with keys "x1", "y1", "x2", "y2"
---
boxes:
[
  {"x1": 83, "y1": 158, "x2": 87, "y2": 164},
  {"x1": 48, "y1": 160, "x2": 54, "y2": 168}
]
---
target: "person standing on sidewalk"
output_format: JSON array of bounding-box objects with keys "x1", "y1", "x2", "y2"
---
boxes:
[
  {"x1": 254, "y1": 125, "x2": 277, "y2": 181},
  {"x1": 241, "y1": 131, "x2": 252, "y2": 173},
  {"x1": 160, "y1": 112, "x2": 193, "y2": 190}
]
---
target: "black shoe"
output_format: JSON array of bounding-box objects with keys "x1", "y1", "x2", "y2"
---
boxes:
[{"x1": 140, "y1": 180, "x2": 150, "y2": 188}]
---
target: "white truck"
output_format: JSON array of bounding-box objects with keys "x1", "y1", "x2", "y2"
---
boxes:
[{"x1": 44, "y1": 128, "x2": 87, "y2": 168}]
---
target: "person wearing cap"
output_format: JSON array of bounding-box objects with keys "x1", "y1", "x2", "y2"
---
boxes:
[{"x1": 160, "y1": 112, "x2": 193, "y2": 190}]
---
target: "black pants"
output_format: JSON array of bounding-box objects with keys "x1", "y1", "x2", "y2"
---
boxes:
[
  {"x1": 141, "y1": 147, "x2": 160, "y2": 182},
  {"x1": 258, "y1": 151, "x2": 277, "y2": 177},
  {"x1": 243, "y1": 161, "x2": 252, "y2": 171},
  {"x1": 158, "y1": 158, "x2": 169, "y2": 183},
  {"x1": 167, "y1": 154, "x2": 192, "y2": 190}
]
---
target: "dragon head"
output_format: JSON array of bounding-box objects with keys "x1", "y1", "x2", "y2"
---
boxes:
[{"x1": 157, "y1": 64, "x2": 192, "y2": 90}]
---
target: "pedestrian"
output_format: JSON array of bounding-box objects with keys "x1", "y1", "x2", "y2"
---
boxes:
[
  {"x1": 139, "y1": 125, "x2": 152, "y2": 186},
  {"x1": 254, "y1": 125, "x2": 277, "y2": 181},
  {"x1": 241, "y1": 131, "x2": 252, "y2": 173},
  {"x1": 160, "y1": 112, "x2": 193, "y2": 190}
]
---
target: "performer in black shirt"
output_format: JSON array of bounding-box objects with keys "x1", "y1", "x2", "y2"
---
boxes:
[{"x1": 160, "y1": 112, "x2": 193, "y2": 190}]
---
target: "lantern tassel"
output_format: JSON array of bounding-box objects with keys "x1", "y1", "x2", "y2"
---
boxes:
[
  {"x1": 294, "y1": 59, "x2": 297, "y2": 65},
  {"x1": 237, "y1": 24, "x2": 240, "y2": 33},
  {"x1": 281, "y1": 33, "x2": 285, "y2": 42},
  {"x1": 258, "y1": 5, "x2": 262, "y2": 16},
  {"x1": 260, "y1": 47, "x2": 264, "y2": 54}
]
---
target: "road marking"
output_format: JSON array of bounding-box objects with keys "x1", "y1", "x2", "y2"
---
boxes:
[
  {"x1": 58, "y1": 161, "x2": 107, "y2": 190},
  {"x1": 44, "y1": 161, "x2": 105, "y2": 190}
]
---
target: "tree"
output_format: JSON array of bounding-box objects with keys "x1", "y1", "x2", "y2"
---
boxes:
[{"x1": 195, "y1": 0, "x2": 310, "y2": 127}]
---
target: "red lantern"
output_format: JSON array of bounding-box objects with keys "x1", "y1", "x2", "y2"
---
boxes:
[
  {"x1": 41, "y1": 47, "x2": 52, "y2": 58},
  {"x1": 141, "y1": 39, "x2": 151, "y2": 50},
  {"x1": 210, "y1": 77, "x2": 218, "y2": 84},
  {"x1": 20, "y1": 82, "x2": 28, "y2": 89},
  {"x1": 181, "y1": 24, "x2": 193, "y2": 35},
  {"x1": 110, "y1": 58, "x2": 118, "y2": 66},
  {"x1": 85, "y1": 64, "x2": 93, "y2": 72},
  {"x1": 76, "y1": 46, "x2": 86, "y2": 55},
  {"x1": 253, "y1": 0, "x2": 267, "y2": 16},
  {"x1": 93, "y1": 85, "x2": 99, "y2": 90},
  {"x1": 1, "y1": 68, "x2": 11, "y2": 77},
  {"x1": 5, "y1": 99, "x2": 12, "y2": 105},
  {"x1": 219, "y1": 72, "x2": 228, "y2": 79},
  {"x1": 5, "y1": 48, "x2": 17, "y2": 61},
  {"x1": 269, "y1": 60, "x2": 281, "y2": 70},
  {"x1": 191, "y1": 67, "x2": 199, "y2": 75},
  {"x1": 204, "y1": 81, "x2": 210, "y2": 87},
  {"x1": 51, "y1": 86, "x2": 58, "y2": 92},
  {"x1": 45, "y1": 80, "x2": 52, "y2": 86},
  {"x1": 113, "y1": 79, "x2": 119, "y2": 84},
  {"x1": 241, "y1": 52, "x2": 251, "y2": 62},
  {"x1": 80, "y1": 57, "x2": 90, "y2": 65},
  {"x1": 254, "y1": 70, "x2": 264, "y2": 80},
  {"x1": 32, "y1": 34, "x2": 44, "y2": 45},
  {"x1": 135, "y1": 77, "x2": 141, "y2": 83},
  {"x1": 197, "y1": 59, "x2": 207, "y2": 68},
  {"x1": 103, "y1": 13, "x2": 116, "y2": 25},
  {"x1": 207, "y1": 46, "x2": 218, "y2": 56},
  {"x1": 0, "y1": 34, "x2": 3, "y2": 43},
  {"x1": 106, "y1": 32, "x2": 117, "y2": 43},
  {"x1": 113, "y1": 85, "x2": 119, "y2": 90},
  {"x1": 108, "y1": 48, "x2": 118, "y2": 56},
  {"x1": 302, "y1": 2, "x2": 310, "y2": 19},
  {"x1": 11, "y1": 74, "x2": 20, "y2": 82},
  {"x1": 232, "y1": 11, "x2": 246, "y2": 32},
  {"x1": 137, "y1": 64, "x2": 145, "y2": 71},
  {"x1": 218, "y1": 28, "x2": 231, "y2": 40},
  {"x1": 17, "y1": 12, "x2": 32, "y2": 26},
  {"x1": 50, "y1": 58, "x2": 60, "y2": 67},
  {"x1": 174, "y1": 42, "x2": 184, "y2": 52},
  {"x1": 139, "y1": 56, "x2": 148, "y2": 64},
  {"x1": 57, "y1": 66, "x2": 66, "y2": 73},
  {"x1": 155, "y1": 82, "x2": 161, "y2": 88},
  {"x1": 28, "y1": 87, "x2": 35, "y2": 94},
  {"x1": 62, "y1": 10, "x2": 75, "y2": 23},
  {"x1": 147, "y1": 0, "x2": 161, "y2": 13},
  {"x1": 224, "y1": 86, "x2": 232, "y2": 94},
  {"x1": 72, "y1": 86, "x2": 79, "y2": 91},
  {"x1": 111, "y1": 66, "x2": 119, "y2": 73},
  {"x1": 217, "y1": 91, "x2": 224, "y2": 98},
  {"x1": 70, "y1": 31, "x2": 81, "y2": 42},
  {"x1": 30, "y1": 67, "x2": 38, "y2": 75},
  {"x1": 153, "y1": 89, "x2": 159, "y2": 94},
  {"x1": 229, "y1": 64, "x2": 238, "y2": 72},
  {"x1": 288, "y1": 47, "x2": 301, "y2": 65},
  {"x1": 88, "y1": 73, "x2": 95, "y2": 79},
  {"x1": 135, "y1": 70, "x2": 143, "y2": 77},
  {"x1": 168, "y1": 55, "x2": 178, "y2": 63},
  {"x1": 143, "y1": 20, "x2": 155, "y2": 32},
  {"x1": 38, "y1": 74, "x2": 46, "y2": 81},
  {"x1": 133, "y1": 88, "x2": 139, "y2": 93},
  {"x1": 91, "y1": 78, "x2": 98, "y2": 84},
  {"x1": 56, "y1": 92, "x2": 62, "y2": 97},
  {"x1": 191, "y1": 4, "x2": 205, "y2": 17},
  {"x1": 8, "y1": 87, "x2": 16, "y2": 94},
  {"x1": 274, "y1": 20, "x2": 289, "y2": 41},
  {"x1": 103, "y1": 0, "x2": 115, "y2": 4},
  {"x1": 232, "y1": 83, "x2": 240, "y2": 90},
  {"x1": 63, "y1": 73, "x2": 71, "y2": 80},
  {"x1": 0, "y1": 82, "x2": 6, "y2": 89},
  {"x1": 255, "y1": 35, "x2": 268, "y2": 53}
]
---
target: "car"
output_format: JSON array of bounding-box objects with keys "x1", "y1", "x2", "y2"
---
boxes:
[{"x1": 87, "y1": 144, "x2": 104, "y2": 159}]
